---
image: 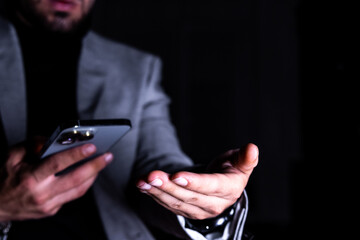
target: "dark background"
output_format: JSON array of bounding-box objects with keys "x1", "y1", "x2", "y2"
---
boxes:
[{"x1": 90, "y1": 0, "x2": 357, "y2": 239}]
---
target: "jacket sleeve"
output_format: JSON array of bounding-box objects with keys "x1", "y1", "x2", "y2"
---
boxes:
[
  {"x1": 129, "y1": 56, "x2": 249, "y2": 240},
  {"x1": 132, "y1": 56, "x2": 193, "y2": 179},
  {"x1": 128, "y1": 56, "x2": 194, "y2": 239},
  {"x1": 178, "y1": 191, "x2": 249, "y2": 240}
]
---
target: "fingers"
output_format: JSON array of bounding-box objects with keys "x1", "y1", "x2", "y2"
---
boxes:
[
  {"x1": 34, "y1": 144, "x2": 97, "y2": 182},
  {"x1": 234, "y1": 143, "x2": 259, "y2": 175},
  {"x1": 12, "y1": 153, "x2": 112, "y2": 220},
  {"x1": 146, "y1": 186, "x2": 218, "y2": 220},
  {"x1": 167, "y1": 144, "x2": 258, "y2": 197},
  {"x1": 0, "y1": 142, "x2": 112, "y2": 221},
  {"x1": 20, "y1": 176, "x2": 97, "y2": 220},
  {"x1": 37, "y1": 176, "x2": 96, "y2": 218},
  {"x1": 44, "y1": 152, "x2": 113, "y2": 197},
  {"x1": 141, "y1": 170, "x2": 243, "y2": 200},
  {"x1": 170, "y1": 171, "x2": 243, "y2": 199},
  {"x1": 137, "y1": 171, "x2": 234, "y2": 219}
]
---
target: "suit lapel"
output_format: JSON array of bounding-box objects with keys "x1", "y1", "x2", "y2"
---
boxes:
[
  {"x1": 0, "y1": 18, "x2": 27, "y2": 146},
  {"x1": 76, "y1": 31, "x2": 108, "y2": 120},
  {"x1": 0, "y1": 23, "x2": 111, "y2": 144}
]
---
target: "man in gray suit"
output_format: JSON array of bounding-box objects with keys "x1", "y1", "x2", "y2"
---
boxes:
[{"x1": 0, "y1": 0, "x2": 258, "y2": 239}]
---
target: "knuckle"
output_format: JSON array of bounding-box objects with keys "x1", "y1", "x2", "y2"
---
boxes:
[
  {"x1": 36, "y1": 204, "x2": 50, "y2": 215},
  {"x1": 227, "y1": 191, "x2": 241, "y2": 201},
  {"x1": 76, "y1": 185, "x2": 89, "y2": 198},
  {"x1": 30, "y1": 194, "x2": 48, "y2": 206},
  {"x1": 20, "y1": 177, "x2": 48, "y2": 206},
  {"x1": 38, "y1": 204, "x2": 58, "y2": 217},
  {"x1": 47, "y1": 158, "x2": 62, "y2": 173},
  {"x1": 69, "y1": 175, "x2": 84, "y2": 187},
  {"x1": 233, "y1": 192, "x2": 241, "y2": 201},
  {"x1": 170, "y1": 200, "x2": 184, "y2": 210},
  {"x1": 224, "y1": 183, "x2": 242, "y2": 200},
  {"x1": 231, "y1": 187, "x2": 243, "y2": 200},
  {"x1": 77, "y1": 189, "x2": 87, "y2": 198},
  {"x1": 75, "y1": 146, "x2": 89, "y2": 159},
  {"x1": 21, "y1": 176, "x2": 36, "y2": 190},
  {"x1": 209, "y1": 206, "x2": 224, "y2": 216},
  {"x1": 92, "y1": 157, "x2": 107, "y2": 171},
  {"x1": 186, "y1": 196, "x2": 199, "y2": 204},
  {"x1": 46, "y1": 208, "x2": 59, "y2": 217}
]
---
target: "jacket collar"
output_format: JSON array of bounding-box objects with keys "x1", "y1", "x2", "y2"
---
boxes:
[
  {"x1": 0, "y1": 17, "x2": 107, "y2": 146},
  {"x1": 0, "y1": 16, "x2": 27, "y2": 146}
]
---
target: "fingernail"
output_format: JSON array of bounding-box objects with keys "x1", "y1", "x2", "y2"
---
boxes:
[
  {"x1": 104, "y1": 153, "x2": 113, "y2": 163},
  {"x1": 82, "y1": 144, "x2": 96, "y2": 155},
  {"x1": 172, "y1": 177, "x2": 188, "y2": 187},
  {"x1": 137, "y1": 183, "x2": 152, "y2": 190},
  {"x1": 149, "y1": 178, "x2": 163, "y2": 187}
]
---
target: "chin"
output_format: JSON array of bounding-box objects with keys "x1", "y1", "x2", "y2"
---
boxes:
[{"x1": 45, "y1": 13, "x2": 82, "y2": 33}]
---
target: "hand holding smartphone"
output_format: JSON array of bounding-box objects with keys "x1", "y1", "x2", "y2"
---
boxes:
[{"x1": 40, "y1": 119, "x2": 131, "y2": 176}]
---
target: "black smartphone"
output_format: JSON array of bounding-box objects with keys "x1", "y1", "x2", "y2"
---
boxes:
[{"x1": 40, "y1": 119, "x2": 131, "y2": 176}]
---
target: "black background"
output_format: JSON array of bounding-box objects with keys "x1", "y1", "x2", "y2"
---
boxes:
[{"x1": 90, "y1": 0, "x2": 358, "y2": 239}]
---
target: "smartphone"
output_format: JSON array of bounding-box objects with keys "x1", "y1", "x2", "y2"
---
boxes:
[{"x1": 40, "y1": 119, "x2": 131, "y2": 176}]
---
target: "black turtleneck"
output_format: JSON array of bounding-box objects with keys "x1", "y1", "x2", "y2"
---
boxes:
[
  {"x1": 6, "y1": 8, "x2": 108, "y2": 240},
  {"x1": 12, "y1": 11, "x2": 82, "y2": 137}
]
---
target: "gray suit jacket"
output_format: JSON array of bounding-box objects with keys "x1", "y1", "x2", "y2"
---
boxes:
[{"x1": 0, "y1": 16, "x2": 247, "y2": 240}]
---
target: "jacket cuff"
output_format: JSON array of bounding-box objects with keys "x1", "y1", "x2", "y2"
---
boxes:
[{"x1": 177, "y1": 190, "x2": 249, "y2": 240}]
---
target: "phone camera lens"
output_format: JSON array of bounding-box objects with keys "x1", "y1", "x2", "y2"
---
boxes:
[
  {"x1": 57, "y1": 130, "x2": 94, "y2": 145},
  {"x1": 57, "y1": 132, "x2": 78, "y2": 145},
  {"x1": 78, "y1": 130, "x2": 94, "y2": 141}
]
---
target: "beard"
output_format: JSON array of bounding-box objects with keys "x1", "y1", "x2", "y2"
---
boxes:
[
  {"x1": 17, "y1": 0, "x2": 92, "y2": 33},
  {"x1": 47, "y1": 11, "x2": 80, "y2": 32}
]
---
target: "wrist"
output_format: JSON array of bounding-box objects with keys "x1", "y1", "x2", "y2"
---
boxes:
[
  {"x1": 0, "y1": 221, "x2": 11, "y2": 240},
  {"x1": 184, "y1": 202, "x2": 237, "y2": 236}
]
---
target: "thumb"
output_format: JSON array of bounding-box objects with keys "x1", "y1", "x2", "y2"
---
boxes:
[
  {"x1": 6, "y1": 144, "x2": 27, "y2": 169},
  {"x1": 232, "y1": 143, "x2": 259, "y2": 175}
]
